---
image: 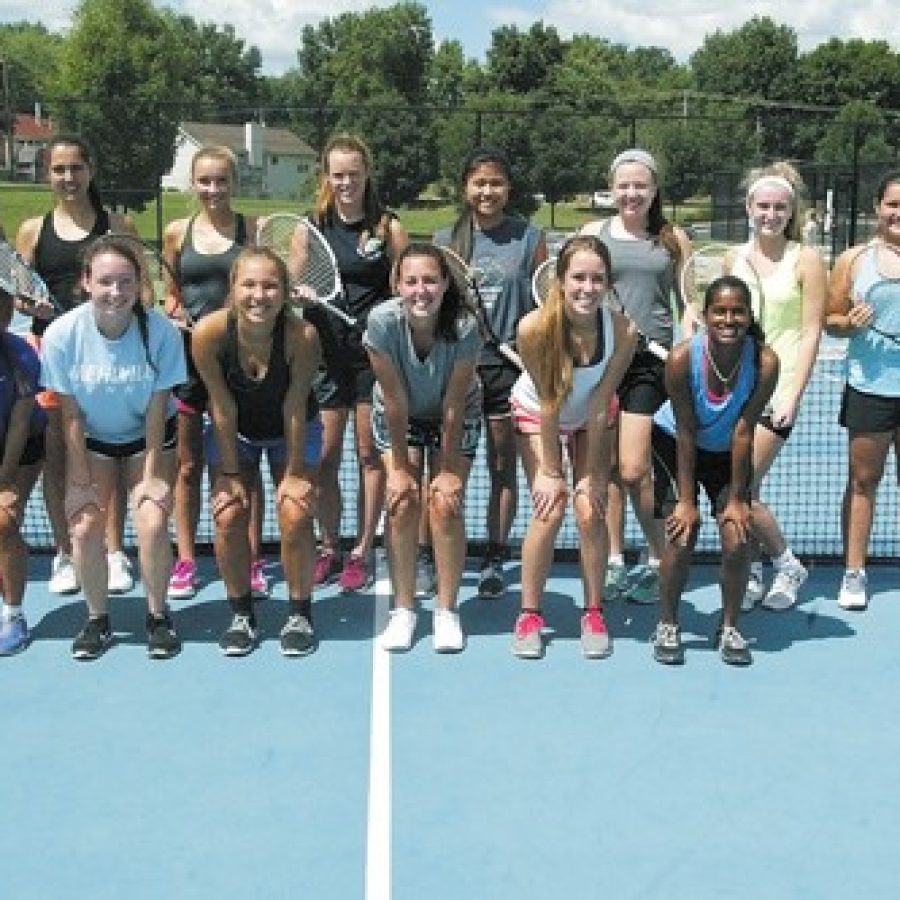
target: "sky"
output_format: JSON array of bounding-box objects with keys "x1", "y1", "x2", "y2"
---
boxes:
[{"x1": 1, "y1": 0, "x2": 898, "y2": 75}]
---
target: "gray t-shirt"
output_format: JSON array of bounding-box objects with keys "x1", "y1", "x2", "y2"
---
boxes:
[
  {"x1": 434, "y1": 216, "x2": 543, "y2": 368},
  {"x1": 364, "y1": 298, "x2": 482, "y2": 422},
  {"x1": 598, "y1": 219, "x2": 677, "y2": 347}
]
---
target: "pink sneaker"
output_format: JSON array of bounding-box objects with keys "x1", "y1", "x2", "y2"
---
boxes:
[
  {"x1": 580, "y1": 607, "x2": 612, "y2": 659},
  {"x1": 250, "y1": 559, "x2": 270, "y2": 599},
  {"x1": 168, "y1": 559, "x2": 198, "y2": 599},
  {"x1": 339, "y1": 553, "x2": 372, "y2": 592},
  {"x1": 313, "y1": 550, "x2": 343, "y2": 587}
]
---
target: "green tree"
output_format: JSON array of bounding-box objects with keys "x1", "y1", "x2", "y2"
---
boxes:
[
  {"x1": 486, "y1": 23, "x2": 563, "y2": 94},
  {"x1": 690, "y1": 17, "x2": 800, "y2": 158},
  {"x1": 51, "y1": 0, "x2": 187, "y2": 210},
  {"x1": 0, "y1": 23, "x2": 63, "y2": 113},
  {"x1": 162, "y1": 14, "x2": 264, "y2": 122}
]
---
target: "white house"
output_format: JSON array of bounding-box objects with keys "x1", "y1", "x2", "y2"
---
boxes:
[
  {"x1": 163, "y1": 121, "x2": 317, "y2": 199},
  {"x1": 0, "y1": 107, "x2": 55, "y2": 181}
]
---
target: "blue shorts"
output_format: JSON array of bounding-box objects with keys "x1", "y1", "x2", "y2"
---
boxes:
[{"x1": 204, "y1": 416, "x2": 323, "y2": 471}]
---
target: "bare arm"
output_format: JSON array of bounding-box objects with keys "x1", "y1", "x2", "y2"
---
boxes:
[
  {"x1": 191, "y1": 312, "x2": 241, "y2": 476},
  {"x1": 439, "y1": 358, "x2": 477, "y2": 477},
  {"x1": 825, "y1": 246, "x2": 870, "y2": 337},
  {"x1": 282, "y1": 318, "x2": 321, "y2": 478}
]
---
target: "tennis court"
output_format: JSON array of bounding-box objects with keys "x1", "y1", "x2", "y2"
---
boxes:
[{"x1": 5, "y1": 553, "x2": 899, "y2": 899}]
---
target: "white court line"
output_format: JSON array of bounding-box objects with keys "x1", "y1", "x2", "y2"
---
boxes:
[{"x1": 366, "y1": 551, "x2": 392, "y2": 900}]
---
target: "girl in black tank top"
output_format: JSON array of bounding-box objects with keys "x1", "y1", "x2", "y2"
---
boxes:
[
  {"x1": 13, "y1": 135, "x2": 139, "y2": 596},
  {"x1": 306, "y1": 134, "x2": 409, "y2": 593},
  {"x1": 163, "y1": 145, "x2": 265, "y2": 602}
]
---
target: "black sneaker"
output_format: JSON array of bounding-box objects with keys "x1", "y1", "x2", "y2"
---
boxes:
[
  {"x1": 219, "y1": 613, "x2": 258, "y2": 657},
  {"x1": 279, "y1": 614, "x2": 318, "y2": 657},
  {"x1": 146, "y1": 612, "x2": 181, "y2": 660},
  {"x1": 478, "y1": 556, "x2": 505, "y2": 598},
  {"x1": 72, "y1": 616, "x2": 113, "y2": 661}
]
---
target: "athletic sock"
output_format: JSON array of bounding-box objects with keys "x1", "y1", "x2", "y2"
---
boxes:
[
  {"x1": 228, "y1": 594, "x2": 254, "y2": 619},
  {"x1": 750, "y1": 560, "x2": 764, "y2": 578},
  {"x1": 290, "y1": 596, "x2": 313, "y2": 622},
  {"x1": 2, "y1": 603, "x2": 23, "y2": 622},
  {"x1": 608, "y1": 553, "x2": 624, "y2": 568},
  {"x1": 773, "y1": 548, "x2": 799, "y2": 571}
]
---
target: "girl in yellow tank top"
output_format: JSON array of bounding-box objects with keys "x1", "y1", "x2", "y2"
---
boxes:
[{"x1": 734, "y1": 162, "x2": 826, "y2": 613}]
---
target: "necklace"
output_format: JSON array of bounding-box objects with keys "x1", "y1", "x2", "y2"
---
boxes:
[{"x1": 705, "y1": 338, "x2": 742, "y2": 386}]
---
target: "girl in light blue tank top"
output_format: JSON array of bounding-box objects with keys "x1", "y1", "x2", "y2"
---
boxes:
[
  {"x1": 825, "y1": 170, "x2": 900, "y2": 610},
  {"x1": 650, "y1": 275, "x2": 779, "y2": 667}
]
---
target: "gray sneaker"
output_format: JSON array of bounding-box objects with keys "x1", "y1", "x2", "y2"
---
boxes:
[
  {"x1": 280, "y1": 614, "x2": 317, "y2": 657},
  {"x1": 627, "y1": 564, "x2": 659, "y2": 604},
  {"x1": 479, "y1": 557, "x2": 505, "y2": 598},
  {"x1": 717, "y1": 625, "x2": 752, "y2": 666},
  {"x1": 511, "y1": 611, "x2": 544, "y2": 659},
  {"x1": 837, "y1": 568, "x2": 868, "y2": 611},
  {"x1": 604, "y1": 559, "x2": 628, "y2": 601},
  {"x1": 220, "y1": 614, "x2": 258, "y2": 657},
  {"x1": 415, "y1": 546, "x2": 437, "y2": 597},
  {"x1": 652, "y1": 621, "x2": 684, "y2": 665},
  {"x1": 743, "y1": 568, "x2": 766, "y2": 611},
  {"x1": 763, "y1": 559, "x2": 807, "y2": 611}
]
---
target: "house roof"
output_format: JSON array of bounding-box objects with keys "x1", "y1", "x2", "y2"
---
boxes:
[
  {"x1": 14, "y1": 113, "x2": 55, "y2": 140},
  {"x1": 181, "y1": 122, "x2": 315, "y2": 157}
]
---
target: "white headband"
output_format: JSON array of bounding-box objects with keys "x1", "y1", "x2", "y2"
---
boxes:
[
  {"x1": 748, "y1": 175, "x2": 795, "y2": 198},
  {"x1": 610, "y1": 149, "x2": 658, "y2": 177}
]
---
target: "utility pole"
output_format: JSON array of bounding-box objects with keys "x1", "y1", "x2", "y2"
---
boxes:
[{"x1": 1, "y1": 59, "x2": 12, "y2": 178}]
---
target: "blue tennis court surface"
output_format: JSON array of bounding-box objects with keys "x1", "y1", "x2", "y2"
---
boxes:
[{"x1": 6, "y1": 555, "x2": 900, "y2": 899}]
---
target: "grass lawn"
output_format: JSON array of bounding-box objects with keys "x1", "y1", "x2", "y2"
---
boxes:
[{"x1": 0, "y1": 184, "x2": 710, "y2": 245}]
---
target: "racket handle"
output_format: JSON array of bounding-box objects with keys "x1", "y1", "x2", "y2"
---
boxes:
[{"x1": 318, "y1": 298, "x2": 357, "y2": 327}]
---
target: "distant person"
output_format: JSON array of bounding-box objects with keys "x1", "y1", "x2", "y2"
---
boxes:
[
  {"x1": 802, "y1": 209, "x2": 819, "y2": 246},
  {"x1": 651, "y1": 275, "x2": 778, "y2": 667},
  {"x1": 825, "y1": 171, "x2": 900, "y2": 611}
]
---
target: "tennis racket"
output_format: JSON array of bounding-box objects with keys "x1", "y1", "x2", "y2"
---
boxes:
[
  {"x1": 440, "y1": 246, "x2": 523, "y2": 369},
  {"x1": 0, "y1": 240, "x2": 63, "y2": 317},
  {"x1": 530, "y1": 257, "x2": 554, "y2": 307},
  {"x1": 255, "y1": 214, "x2": 356, "y2": 327},
  {"x1": 853, "y1": 240, "x2": 900, "y2": 346},
  {"x1": 681, "y1": 242, "x2": 766, "y2": 332}
]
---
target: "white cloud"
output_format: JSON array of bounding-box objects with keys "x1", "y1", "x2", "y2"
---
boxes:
[
  {"x1": 487, "y1": 1, "x2": 899, "y2": 60},
  {"x1": 1, "y1": 0, "x2": 897, "y2": 74}
]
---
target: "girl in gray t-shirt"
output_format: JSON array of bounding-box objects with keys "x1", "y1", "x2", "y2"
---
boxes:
[
  {"x1": 434, "y1": 147, "x2": 548, "y2": 600},
  {"x1": 364, "y1": 244, "x2": 482, "y2": 654}
]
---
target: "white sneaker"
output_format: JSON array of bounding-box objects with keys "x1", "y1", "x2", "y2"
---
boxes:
[
  {"x1": 763, "y1": 559, "x2": 807, "y2": 611},
  {"x1": 379, "y1": 607, "x2": 417, "y2": 652},
  {"x1": 107, "y1": 551, "x2": 135, "y2": 594},
  {"x1": 837, "y1": 569, "x2": 868, "y2": 610},
  {"x1": 433, "y1": 608, "x2": 465, "y2": 653},
  {"x1": 49, "y1": 553, "x2": 79, "y2": 595},
  {"x1": 743, "y1": 569, "x2": 766, "y2": 611}
]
